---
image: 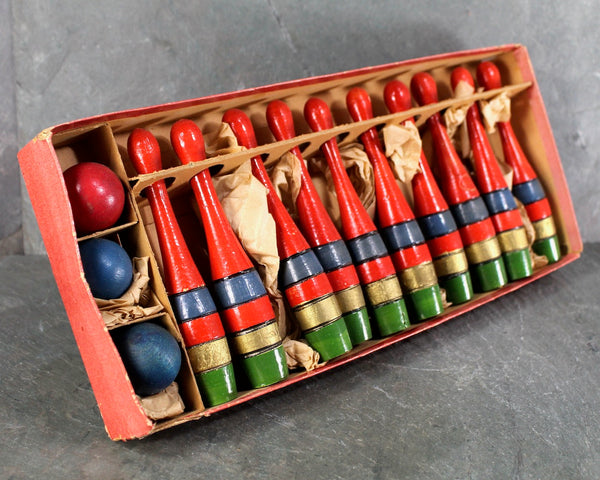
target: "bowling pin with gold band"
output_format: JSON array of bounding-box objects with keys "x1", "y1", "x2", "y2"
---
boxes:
[
  {"x1": 346, "y1": 87, "x2": 443, "y2": 322},
  {"x1": 222, "y1": 109, "x2": 352, "y2": 361},
  {"x1": 127, "y1": 128, "x2": 237, "y2": 407},
  {"x1": 476, "y1": 61, "x2": 561, "y2": 263},
  {"x1": 266, "y1": 100, "x2": 372, "y2": 345},
  {"x1": 451, "y1": 67, "x2": 532, "y2": 280},
  {"x1": 411, "y1": 72, "x2": 509, "y2": 292},
  {"x1": 383, "y1": 80, "x2": 474, "y2": 304},
  {"x1": 170, "y1": 119, "x2": 288, "y2": 388},
  {"x1": 304, "y1": 97, "x2": 410, "y2": 336}
]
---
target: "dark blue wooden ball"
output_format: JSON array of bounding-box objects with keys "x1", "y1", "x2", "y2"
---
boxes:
[
  {"x1": 114, "y1": 322, "x2": 182, "y2": 396},
  {"x1": 79, "y1": 238, "x2": 133, "y2": 299}
]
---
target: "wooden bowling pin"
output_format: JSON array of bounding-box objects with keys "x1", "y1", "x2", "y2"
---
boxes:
[
  {"x1": 170, "y1": 119, "x2": 288, "y2": 388},
  {"x1": 265, "y1": 100, "x2": 372, "y2": 345},
  {"x1": 451, "y1": 67, "x2": 533, "y2": 280},
  {"x1": 346, "y1": 88, "x2": 443, "y2": 322},
  {"x1": 127, "y1": 128, "x2": 236, "y2": 407},
  {"x1": 222, "y1": 109, "x2": 352, "y2": 361},
  {"x1": 476, "y1": 61, "x2": 561, "y2": 263},
  {"x1": 410, "y1": 73, "x2": 509, "y2": 292},
  {"x1": 304, "y1": 97, "x2": 410, "y2": 336},
  {"x1": 384, "y1": 80, "x2": 474, "y2": 305}
]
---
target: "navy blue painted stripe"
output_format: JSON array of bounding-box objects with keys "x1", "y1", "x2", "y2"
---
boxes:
[
  {"x1": 482, "y1": 188, "x2": 518, "y2": 215},
  {"x1": 312, "y1": 239, "x2": 353, "y2": 273},
  {"x1": 450, "y1": 196, "x2": 490, "y2": 227},
  {"x1": 512, "y1": 179, "x2": 546, "y2": 205},
  {"x1": 346, "y1": 231, "x2": 389, "y2": 264},
  {"x1": 170, "y1": 286, "x2": 217, "y2": 323},
  {"x1": 213, "y1": 268, "x2": 267, "y2": 309},
  {"x1": 418, "y1": 210, "x2": 458, "y2": 239},
  {"x1": 381, "y1": 219, "x2": 426, "y2": 253},
  {"x1": 279, "y1": 249, "x2": 325, "y2": 288}
]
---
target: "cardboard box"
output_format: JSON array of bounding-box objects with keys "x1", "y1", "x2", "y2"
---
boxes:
[{"x1": 18, "y1": 44, "x2": 581, "y2": 440}]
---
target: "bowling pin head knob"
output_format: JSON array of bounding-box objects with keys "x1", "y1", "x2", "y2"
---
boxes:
[
  {"x1": 476, "y1": 61, "x2": 503, "y2": 90},
  {"x1": 170, "y1": 119, "x2": 207, "y2": 166},
  {"x1": 383, "y1": 80, "x2": 412, "y2": 113},
  {"x1": 450, "y1": 66, "x2": 475, "y2": 91},
  {"x1": 410, "y1": 72, "x2": 439, "y2": 106},
  {"x1": 346, "y1": 87, "x2": 374, "y2": 122},
  {"x1": 128, "y1": 128, "x2": 162, "y2": 174},
  {"x1": 222, "y1": 109, "x2": 258, "y2": 149},
  {"x1": 304, "y1": 97, "x2": 334, "y2": 132},
  {"x1": 266, "y1": 100, "x2": 297, "y2": 141}
]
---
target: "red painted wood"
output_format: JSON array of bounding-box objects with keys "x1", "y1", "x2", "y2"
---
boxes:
[
  {"x1": 451, "y1": 67, "x2": 526, "y2": 233},
  {"x1": 222, "y1": 109, "x2": 311, "y2": 259},
  {"x1": 383, "y1": 79, "x2": 466, "y2": 257},
  {"x1": 170, "y1": 119, "x2": 253, "y2": 280}
]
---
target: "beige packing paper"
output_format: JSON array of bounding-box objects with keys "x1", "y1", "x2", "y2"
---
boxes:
[
  {"x1": 443, "y1": 80, "x2": 474, "y2": 160},
  {"x1": 479, "y1": 91, "x2": 511, "y2": 134},
  {"x1": 308, "y1": 143, "x2": 376, "y2": 229},
  {"x1": 206, "y1": 124, "x2": 319, "y2": 370},
  {"x1": 139, "y1": 381, "x2": 185, "y2": 420},
  {"x1": 96, "y1": 257, "x2": 164, "y2": 326}
]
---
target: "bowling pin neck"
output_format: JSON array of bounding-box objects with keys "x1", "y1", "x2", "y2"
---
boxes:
[
  {"x1": 223, "y1": 108, "x2": 311, "y2": 258},
  {"x1": 128, "y1": 128, "x2": 163, "y2": 174},
  {"x1": 384, "y1": 80, "x2": 413, "y2": 114},
  {"x1": 476, "y1": 61, "x2": 503, "y2": 91},
  {"x1": 222, "y1": 109, "x2": 259, "y2": 149},
  {"x1": 495, "y1": 121, "x2": 537, "y2": 183},
  {"x1": 411, "y1": 151, "x2": 450, "y2": 217},
  {"x1": 171, "y1": 119, "x2": 208, "y2": 166},
  {"x1": 127, "y1": 130, "x2": 205, "y2": 294}
]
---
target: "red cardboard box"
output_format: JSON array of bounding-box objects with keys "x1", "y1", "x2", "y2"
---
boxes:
[{"x1": 18, "y1": 44, "x2": 581, "y2": 440}]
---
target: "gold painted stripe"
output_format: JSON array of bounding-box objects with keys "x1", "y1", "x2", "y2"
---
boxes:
[
  {"x1": 187, "y1": 337, "x2": 232, "y2": 373},
  {"x1": 433, "y1": 248, "x2": 469, "y2": 278},
  {"x1": 364, "y1": 275, "x2": 403, "y2": 307},
  {"x1": 399, "y1": 261, "x2": 439, "y2": 292},
  {"x1": 533, "y1": 216, "x2": 557, "y2": 240},
  {"x1": 293, "y1": 294, "x2": 342, "y2": 332},
  {"x1": 464, "y1": 236, "x2": 502, "y2": 265},
  {"x1": 497, "y1": 227, "x2": 529, "y2": 253},
  {"x1": 335, "y1": 284, "x2": 367, "y2": 314},
  {"x1": 230, "y1": 321, "x2": 282, "y2": 356}
]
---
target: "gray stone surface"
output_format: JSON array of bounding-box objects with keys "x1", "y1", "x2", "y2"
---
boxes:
[
  {"x1": 0, "y1": 0, "x2": 22, "y2": 255},
  {"x1": 8, "y1": 0, "x2": 600, "y2": 254},
  {"x1": 1, "y1": 247, "x2": 599, "y2": 479}
]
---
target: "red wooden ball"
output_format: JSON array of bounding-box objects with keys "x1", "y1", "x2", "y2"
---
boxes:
[{"x1": 64, "y1": 162, "x2": 125, "y2": 234}]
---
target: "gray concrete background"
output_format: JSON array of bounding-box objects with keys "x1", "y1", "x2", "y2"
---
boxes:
[
  {"x1": 1, "y1": 243, "x2": 599, "y2": 479},
  {"x1": 0, "y1": 0, "x2": 598, "y2": 254}
]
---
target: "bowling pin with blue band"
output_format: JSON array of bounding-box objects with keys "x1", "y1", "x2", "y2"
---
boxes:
[
  {"x1": 410, "y1": 73, "x2": 508, "y2": 293},
  {"x1": 450, "y1": 67, "x2": 533, "y2": 281},
  {"x1": 266, "y1": 100, "x2": 372, "y2": 345},
  {"x1": 384, "y1": 80, "x2": 473, "y2": 305},
  {"x1": 127, "y1": 128, "x2": 237, "y2": 407},
  {"x1": 346, "y1": 87, "x2": 443, "y2": 322},
  {"x1": 304, "y1": 97, "x2": 410, "y2": 336},
  {"x1": 476, "y1": 61, "x2": 561, "y2": 264},
  {"x1": 170, "y1": 119, "x2": 288, "y2": 388},
  {"x1": 222, "y1": 109, "x2": 352, "y2": 362}
]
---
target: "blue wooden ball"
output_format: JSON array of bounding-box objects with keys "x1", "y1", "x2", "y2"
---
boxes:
[
  {"x1": 79, "y1": 238, "x2": 133, "y2": 299},
  {"x1": 114, "y1": 322, "x2": 182, "y2": 396}
]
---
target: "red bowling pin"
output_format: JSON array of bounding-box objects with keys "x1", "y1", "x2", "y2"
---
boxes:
[
  {"x1": 222, "y1": 109, "x2": 352, "y2": 361},
  {"x1": 304, "y1": 97, "x2": 410, "y2": 335},
  {"x1": 346, "y1": 87, "x2": 443, "y2": 322},
  {"x1": 384, "y1": 79, "x2": 473, "y2": 304},
  {"x1": 266, "y1": 100, "x2": 372, "y2": 345},
  {"x1": 127, "y1": 128, "x2": 236, "y2": 407},
  {"x1": 411, "y1": 72, "x2": 509, "y2": 291},
  {"x1": 170, "y1": 119, "x2": 288, "y2": 388},
  {"x1": 451, "y1": 67, "x2": 532, "y2": 280},
  {"x1": 476, "y1": 61, "x2": 561, "y2": 263}
]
